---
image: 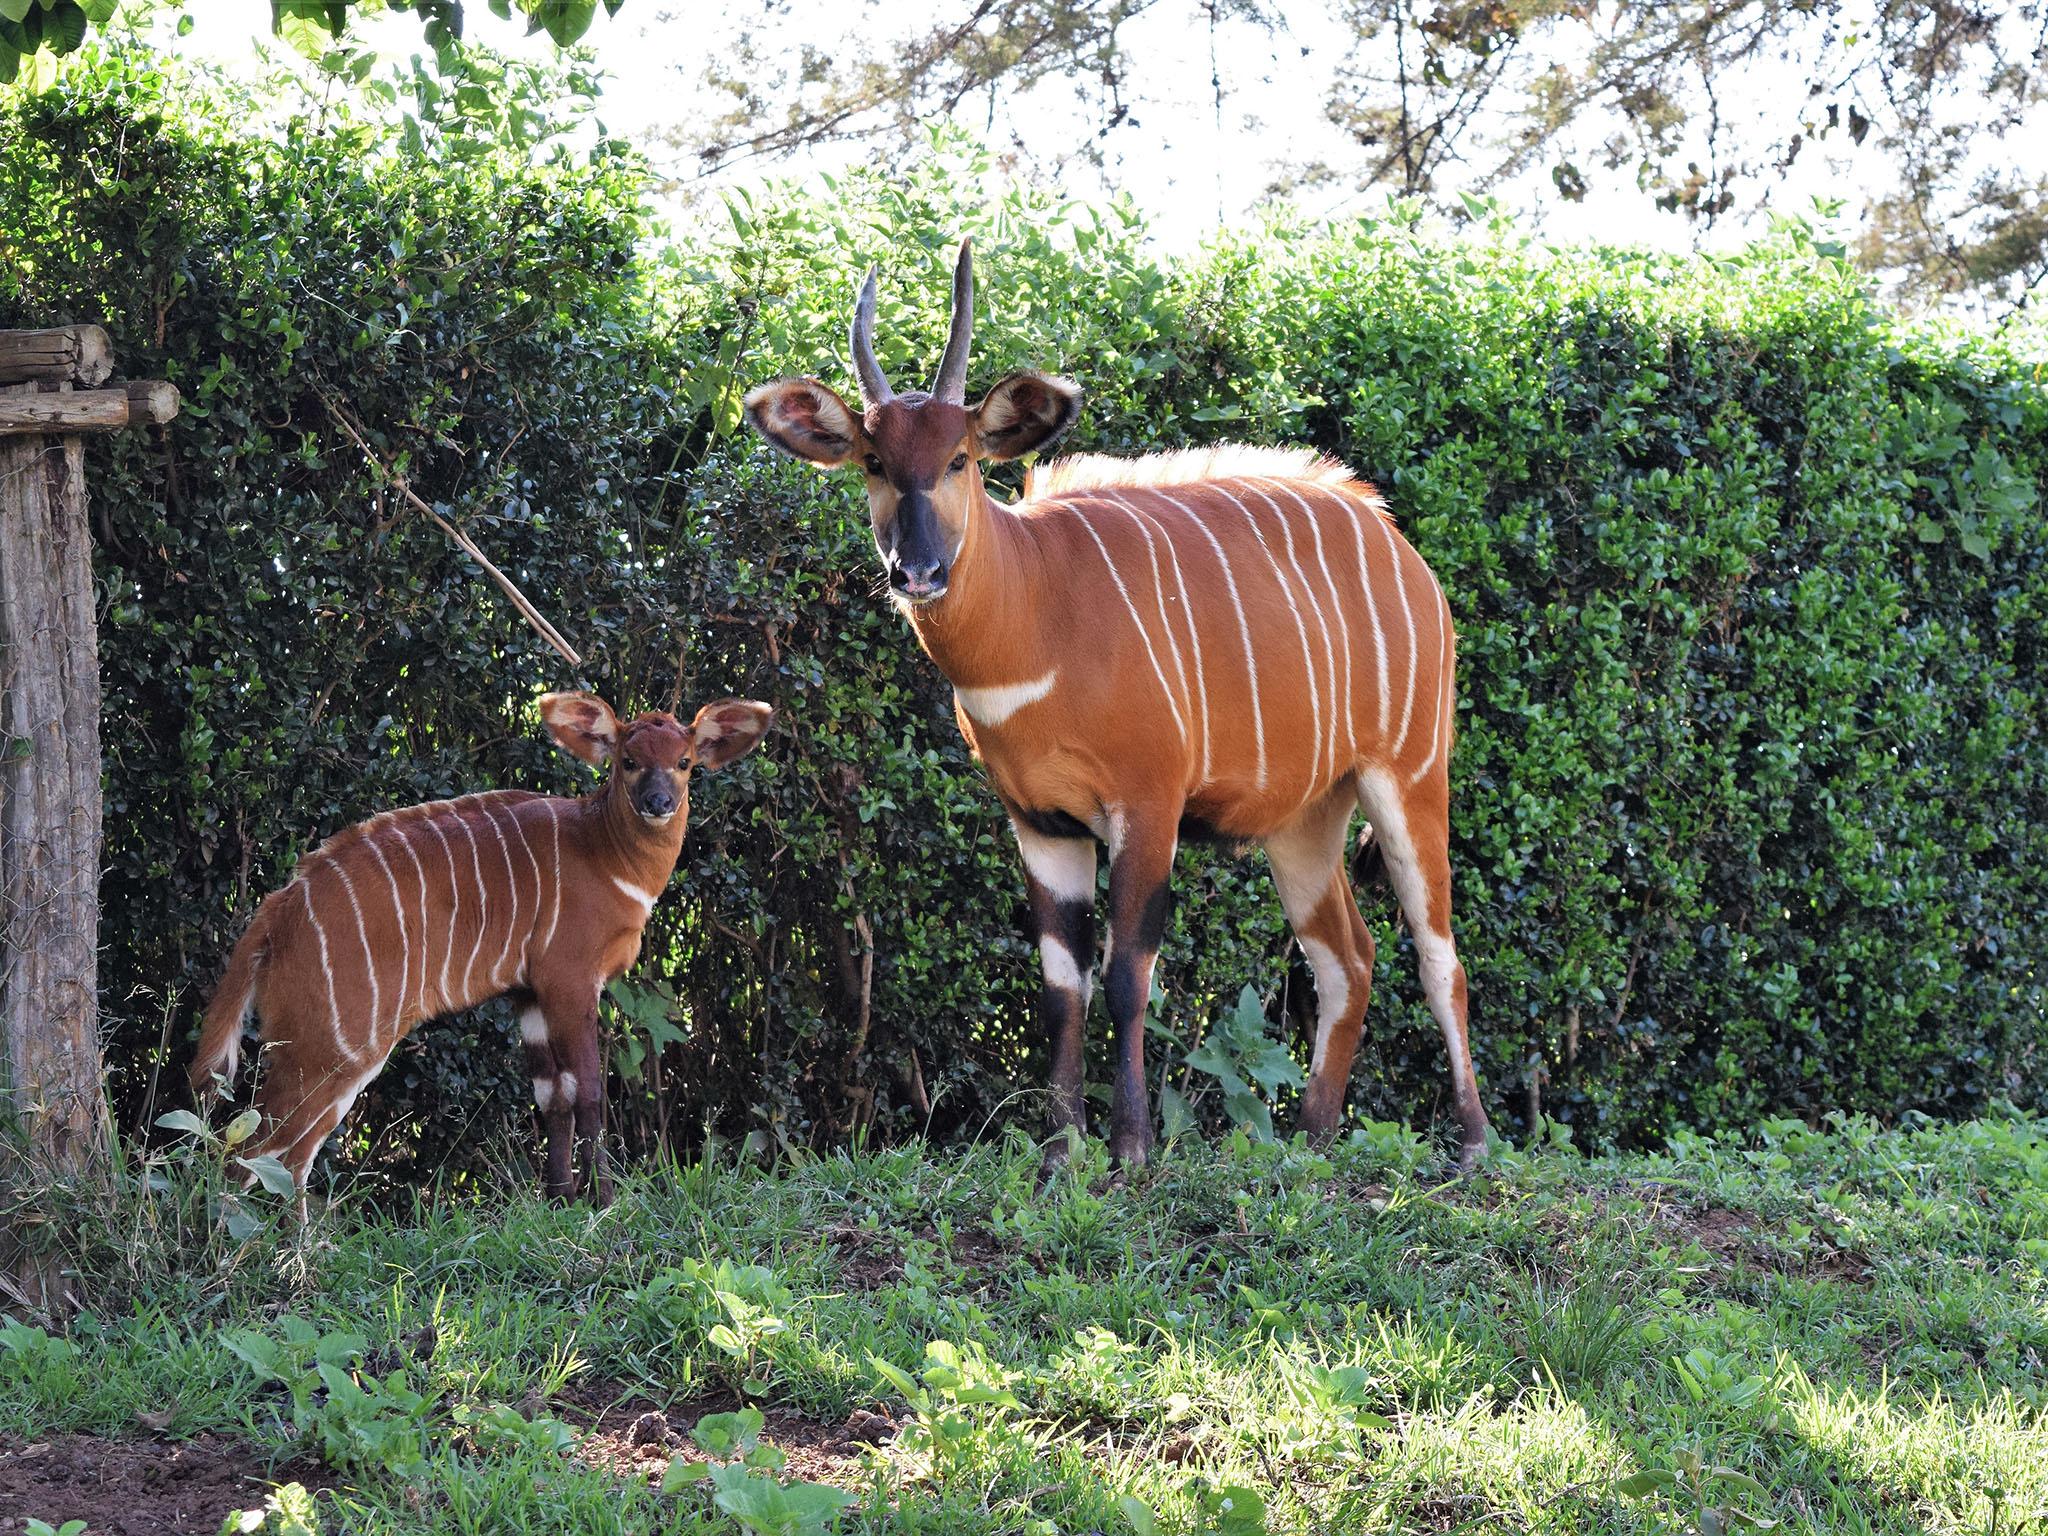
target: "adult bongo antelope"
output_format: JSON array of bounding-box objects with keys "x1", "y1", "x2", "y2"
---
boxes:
[
  {"x1": 745, "y1": 241, "x2": 1491, "y2": 1172},
  {"x1": 188, "y1": 692, "x2": 773, "y2": 1201}
]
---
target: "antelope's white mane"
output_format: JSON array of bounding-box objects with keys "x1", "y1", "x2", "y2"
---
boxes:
[{"x1": 1021, "y1": 446, "x2": 1358, "y2": 503}]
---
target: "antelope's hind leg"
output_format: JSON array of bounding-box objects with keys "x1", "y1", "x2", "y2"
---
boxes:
[
  {"x1": 1355, "y1": 767, "x2": 1490, "y2": 1169},
  {"x1": 1263, "y1": 785, "x2": 1377, "y2": 1141},
  {"x1": 1013, "y1": 818, "x2": 1098, "y2": 1180},
  {"x1": 246, "y1": 1024, "x2": 388, "y2": 1196}
]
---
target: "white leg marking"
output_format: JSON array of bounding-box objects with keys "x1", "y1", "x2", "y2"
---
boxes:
[
  {"x1": 557, "y1": 1071, "x2": 579, "y2": 1108},
  {"x1": 363, "y1": 838, "x2": 412, "y2": 1048},
  {"x1": 1115, "y1": 493, "x2": 1212, "y2": 786},
  {"x1": 1104, "y1": 496, "x2": 1196, "y2": 765},
  {"x1": 956, "y1": 669, "x2": 1059, "y2": 727},
  {"x1": 1357, "y1": 768, "x2": 1466, "y2": 1055},
  {"x1": 1250, "y1": 480, "x2": 1342, "y2": 787},
  {"x1": 328, "y1": 860, "x2": 383, "y2": 1057},
  {"x1": 1014, "y1": 820, "x2": 1096, "y2": 904},
  {"x1": 1158, "y1": 492, "x2": 1265, "y2": 790},
  {"x1": 533, "y1": 1077, "x2": 555, "y2": 1111},
  {"x1": 1071, "y1": 504, "x2": 1188, "y2": 745},
  {"x1": 612, "y1": 875, "x2": 659, "y2": 915},
  {"x1": 1039, "y1": 936, "x2": 1091, "y2": 1000},
  {"x1": 425, "y1": 818, "x2": 462, "y2": 1012},
  {"x1": 1217, "y1": 486, "x2": 1320, "y2": 797},
  {"x1": 1298, "y1": 934, "x2": 1352, "y2": 1078},
  {"x1": 519, "y1": 1006, "x2": 549, "y2": 1047},
  {"x1": 298, "y1": 878, "x2": 358, "y2": 1065}
]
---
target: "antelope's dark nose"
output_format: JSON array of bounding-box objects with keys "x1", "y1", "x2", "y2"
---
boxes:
[
  {"x1": 638, "y1": 786, "x2": 676, "y2": 818},
  {"x1": 890, "y1": 556, "x2": 947, "y2": 601}
]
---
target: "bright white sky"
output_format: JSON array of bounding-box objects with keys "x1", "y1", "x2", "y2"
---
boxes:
[{"x1": 167, "y1": 0, "x2": 1903, "y2": 258}]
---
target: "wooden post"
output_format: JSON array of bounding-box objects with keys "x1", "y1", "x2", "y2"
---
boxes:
[{"x1": 0, "y1": 332, "x2": 178, "y2": 1315}]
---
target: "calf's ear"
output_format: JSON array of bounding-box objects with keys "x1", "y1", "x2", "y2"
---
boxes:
[
  {"x1": 972, "y1": 371, "x2": 1082, "y2": 461},
  {"x1": 687, "y1": 699, "x2": 775, "y2": 771},
  {"x1": 540, "y1": 691, "x2": 619, "y2": 766}
]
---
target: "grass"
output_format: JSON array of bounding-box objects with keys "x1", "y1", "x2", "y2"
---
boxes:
[{"x1": 3, "y1": 1108, "x2": 2047, "y2": 1534}]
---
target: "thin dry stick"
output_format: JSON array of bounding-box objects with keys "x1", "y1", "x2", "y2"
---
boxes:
[{"x1": 323, "y1": 400, "x2": 583, "y2": 667}]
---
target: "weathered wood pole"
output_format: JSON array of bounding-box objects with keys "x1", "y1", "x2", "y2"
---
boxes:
[{"x1": 0, "y1": 327, "x2": 177, "y2": 1312}]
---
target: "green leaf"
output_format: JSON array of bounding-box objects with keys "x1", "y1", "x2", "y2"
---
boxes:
[
  {"x1": 526, "y1": 0, "x2": 595, "y2": 45},
  {"x1": 659, "y1": 1457, "x2": 709, "y2": 1492},
  {"x1": 1117, "y1": 1495, "x2": 1158, "y2": 1536},
  {"x1": 0, "y1": 0, "x2": 32, "y2": 23},
  {"x1": 223, "y1": 1108, "x2": 263, "y2": 1149},
  {"x1": 42, "y1": 0, "x2": 83, "y2": 53},
  {"x1": 1613, "y1": 1469, "x2": 1677, "y2": 1498},
  {"x1": 1159, "y1": 1083, "x2": 1196, "y2": 1141},
  {"x1": 236, "y1": 1153, "x2": 299, "y2": 1198},
  {"x1": 156, "y1": 1108, "x2": 211, "y2": 1140}
]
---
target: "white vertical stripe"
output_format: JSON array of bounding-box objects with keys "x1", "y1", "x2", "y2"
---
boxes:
[
  {"x1": 1216, "y1": 486, "x2": 1321, "y2": 797},
  {"x1": 1249, "y1": 480, "x2": 1342, "y2": 786},
  {"x1": 454, "y1": 810, "x2": 491, "y2": 1002},
  {"x1": 540, "y1": 802, "x2": 563, "y2": 957},
  {"x1": 1104, "y1": 497, "x2": 1194, "y2": 755},
  {"x1": 1279, "y1": 482, "x2": 1356, "y2": 772},
  {"x1": 298, "y1": 877, "x2": 358, "y2": 1064},
  {"x1": 389, "y1": 824, "x2": 434, "y2": 1019},
  {"x1": 1387, "y1": 536, "x2": 1423, "y2": 758},
  {"x1": 424, "y1": 818, "x2": 462, "y2": 1011},
  {"x1": 1156, "y1": 492, "x2": 1267, "y2": 790},
  {"x1": 328, "y1": 860, "x2": 382, "y2": 1057},
  {"x1": 1113, "y1": 493, "x2": 1212, "y2": 786},
  {"x1": 1345, "y1": 491, "x2": 1393, "y2": 739},
  {"x1": 503, "y1": 802, "x2": 546, "y2": 974},
  {"x1": 1410, "y1": 589, "x2": 1454, "y2": 784},
  {"x1": 479, "y1": 800, "x2": 526, "y2": 989},
  {"x1": 1071, "y1": 506, "x2": 1188, "y2": 745},
  {"x1": 361, "y1": 837, "x2": 412, "y2": 1048}
]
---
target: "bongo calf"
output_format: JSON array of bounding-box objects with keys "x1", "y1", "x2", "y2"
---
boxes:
[{"x1": 189, "y1": 692, "x2": 773, "y2": 1202}]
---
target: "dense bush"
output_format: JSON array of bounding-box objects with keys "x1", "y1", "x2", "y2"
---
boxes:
[{"x1": 3, "y1": 45, "x2": 2042, "y2": 1173}]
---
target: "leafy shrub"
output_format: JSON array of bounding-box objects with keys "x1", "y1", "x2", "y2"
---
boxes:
[{"x1": 1, "y1": 41, "x2": 2042, "y2": 1174}]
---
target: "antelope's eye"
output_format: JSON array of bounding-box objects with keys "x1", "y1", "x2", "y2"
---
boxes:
[
  {"x1": 621, "y1": 755, "x2": 638, "y2": 771},
  {"x1": 863, "y1": 453, "x2": 884, "y2": 476},
  {"x1": 948, "y1": 452, "x2": 968, "y2": 474}
]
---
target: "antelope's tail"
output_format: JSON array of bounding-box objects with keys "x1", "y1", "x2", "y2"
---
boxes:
[{"x1": 190, "y1": 899, "x2": 276, "y2": 1103}]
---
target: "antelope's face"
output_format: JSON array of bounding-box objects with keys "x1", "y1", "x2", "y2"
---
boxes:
[
  {"x1": 539, "y1": 693, "x2": 775, "y2": 833},
  {"x1": 743, "y1": 240, "x2": 1082, "y2": 610}
]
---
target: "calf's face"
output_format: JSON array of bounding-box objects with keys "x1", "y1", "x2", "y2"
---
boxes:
[{"x1": 538, "y1": 692, "x2": 774, "y2": 833}]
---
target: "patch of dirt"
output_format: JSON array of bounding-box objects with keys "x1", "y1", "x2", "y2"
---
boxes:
[
  {"x1": 821, "y1": 1222, "x2": 1013, "y2": 1291},
  {"x1": 824, "y1": 1224, "x2": 904, "y2": 1289},
  {"x1": 1653, "y1": 1203, "x2": 1873, "y2": 1285},
  {"x1": 0, "y1": 1434, "x2": 330, "y2": 1536},
  {"x1": 556, "y1": 1380, "x2": 882, "y2": 1489}
]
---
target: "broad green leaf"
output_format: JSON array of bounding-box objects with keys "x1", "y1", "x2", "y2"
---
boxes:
[
  {"x1": 156, "y1": 1108, "x2": 211, "y2": 1140},
  {"x1": 236, "y1": 1153, "x2": 299, "y2": 1198}
]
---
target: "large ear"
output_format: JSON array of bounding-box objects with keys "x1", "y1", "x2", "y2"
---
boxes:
[
  {"x1": 743, "y1": 378, "x2": 863, "y2": 468},
  {"x1": 539, "y1": 691, "x2": 619, "y2": 766},
  {"x1": 972, "y1": 370, "x2": 1083, "y2": 462},
  {"x1": 686, "y1": 699, "x2": 774, "y2": 772}
]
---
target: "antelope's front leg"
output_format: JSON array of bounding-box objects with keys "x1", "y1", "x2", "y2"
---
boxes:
[
  {"x1": 1014, "y1": 818, "x2": 1098, "y2": 1173},
  {"x1": 1103, "y1": 810, "x2": 1178, "y2": 1173}
]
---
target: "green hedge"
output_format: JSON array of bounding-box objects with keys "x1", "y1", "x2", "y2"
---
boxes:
[{"x1": 4, "y1": 47, "x2": 2042, "y2": 1173}]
